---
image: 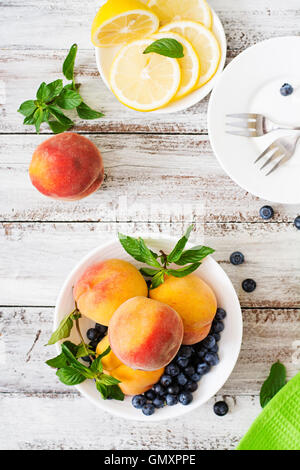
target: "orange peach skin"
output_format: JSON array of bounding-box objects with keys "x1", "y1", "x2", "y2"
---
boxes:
[
  {"x1": 29, "y1": 133, "x2": 104, "y2": 200},
  {"x1": 109, "y1": 296, "x2": 184, "y2": 371},
  {"x1": 149, "y1": 274, "x2": 217, "y2": 345},
  {"x1": 74, "y1": 259, "x2": 148, "y2": 326},
  {"x1": 96, "y1": 337, "x2": 164, "y2": 395}
]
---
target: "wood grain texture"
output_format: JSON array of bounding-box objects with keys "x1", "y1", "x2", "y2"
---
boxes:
[
  {"x1": 1, "y1": 134, "x2": 300, "y2": 222},
  {"x1": 0, "y1": 222, "x2": 299, "y2": 308}
]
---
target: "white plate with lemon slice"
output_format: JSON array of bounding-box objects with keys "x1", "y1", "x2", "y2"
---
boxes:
[{"x1": 94, "y1": 0, "x2": 227, "y2": 113}]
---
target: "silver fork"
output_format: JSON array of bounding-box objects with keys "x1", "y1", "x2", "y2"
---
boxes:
[
  {"x1": 226, "y1": 113, "x2": 300, "y2": 137},
  {"x1": 255, "y1": 133, "x2": 300, "y2": 176}
]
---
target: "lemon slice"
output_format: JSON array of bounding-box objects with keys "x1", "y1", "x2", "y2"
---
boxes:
[
  {"x1": 151, "y1": 32, "x2": 200, "y2": 100},
  {"x1": 109, "y1": 39, "x2": 181, "y2": 111},
  {"x1": 91, "y1": 0, "x2": 159, "y2": 47},
  {"x1": 160, "y1": 21, "x2": 220, "y2": 88},
  {"x1": 148, "y1": 0, "x2": 212, "y2": 28}
]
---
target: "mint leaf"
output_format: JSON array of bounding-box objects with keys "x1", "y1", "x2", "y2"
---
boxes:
[
  {"x1": 143, "y1": 38, "x2": 184, "y2": 58},
  {"x1": 23, "y1": 112, "x2": 37, "y2": 125},
  {"x1": 46, "y1": 352, "x2": 68, "y2": 369},
  {"x1": 76, "y1": 102, "x2": 104, "y2": 120},
  {"x1": 48, "y1": 120, "x2": 71, "y2": 134},
  {"x1": 107, "y1": 385, "x2": 124, "y2": 401},
  {"x1": 90, "y1": 356, "x2": 103, "y2": 374},
  {"x1": 18, "y1": 100, "x2": 36, "y2": 117},
  {"x1": 260, "y1": 362, "x2": 286, "y2": 408},
  {"x1": 61, "y1": 343, "x2": 94, "y2": 378},
  {"x1": 150, "y1": 270, "x2": 165, "y2": 289},
  {"x1": 140, "y1": 267, "x2": 161, "y2": 277},
  {"x1": 33, "y1": 107, "x2": 44, "y2": 134},
  {"x1": 167, "y1": 262, "x2": 201, "y2": 278},
  {"x1": 97, "y1": 345, "x2": 111, "y2": 361},
  {"x1": 46, "y1": 309, "x2": 80, "y2": 345},
  {"x1": 63, "y1": 44, "x2": 78, "y2": 82},
  {"x1": 47, "y1": 105, "x2": 74, "y2": 128},
  {"x1": 167, "y1": 225, "x2": 194, "y2": 263},
  {"x1": 55, "y1": 89, "x2": 82, "y2": 110},
  {"x1": 138, "y1": 238, "x2": 161, "y2": 268},
  {"x1": 75, "y1": 342, "x2": 94, "y2": 359},
  {"x1": 175, "y1": 245, "x2": 215, "y2": 266},
  {"x1": 56, "y1": 367, "x2": 86, "y2": 386},
  {"x1": 118, "y1": 233, "x2": 148, "y2": 263},
  {"x1": 36, "y1": 82, "x2": 49, "y2": 102},
  {"x1": 96, "y1": 381, "x2": 108, "y2": 399},
  {"x1": 45, "y1": 79, "x2": 64, "y2": 101},
  {"x1": 99, "y1": 374, "x2": 121, "y2": 386}
]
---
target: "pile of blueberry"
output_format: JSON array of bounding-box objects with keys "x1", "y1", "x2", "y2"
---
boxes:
[
  {"x1": 82, "y1": 323, "x2": 108, "y2": 363},
  {"x1": 132, "y1": 308, "x2": 226, "y2": 416}
]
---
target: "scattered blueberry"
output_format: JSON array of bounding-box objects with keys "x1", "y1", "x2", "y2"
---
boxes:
[
  {"x1": 259, "y1": 205, "x2": 274, "y2": 220},
  {"x1": 242, "y1": 278, "x2": 256, "y2": 293},
  {"x1": 189, "y1": 375, "x2": 201, "y2": 385},
  {"x1": 177, "y1": 373, "x2": 188, "y2": 386},
  {"x1": 294, "y1": 216, "x2": 300, "y2": 230},
  {"x1": 280, "y1": 83, "x2": 293, "y2": 97},
  {"x1": 145, "y1": 390, "x2": 156, "y2": 401},
  {"x1": 153, "y1": 383, "x2": 166, "y2": 396},
  {"x1": 179, "y1": 392, "x2": 193, "y2": 406},
  {"x1": 153, "y1": 397, "x2": 165, "y2": 409},
  {"x1": 212, "y1": 320, "x2": 224, "y2": 333},
  {"x1": 178, "y1": 345, "x2": 193, "y2": 359},
  {"x1": 132, "y1": 395, "x2": 146, "y2": 409},
  {"x1": 87, "y1": 328, "x2": 100, "y2": 342},
  {"x1": 215, "y1": 308, "x2": 227, "y2": 321},
  {"x1": 160, "y1": 374, "x2": 172, "y2": 387},
  {"x1": 142, "y1": 403, "x2": 155, "y2": 416},
  {"x1": 230, "y1": 251, "x2": 245, "y2": 266},
  {"x1": 167, "y1": 385, "x2": 180, "y2": 395},
  {"x1": 202, "y1": 335, "x2": 216, "y2": 350},
  {"x1": 184, "y1": 365, "x2": 195, "y2": 377},
  {"x1": 212, "y1": 332, "x2": 221, "y2": 342},
  {"x1": 166, "y1": 394, "x2": 178, "y2": 406},
  {"x1": 165, "y1": 363, "x2": 180, "y2": 377},
  {"x1": 213, "y1": 401, "x2": 229, "y2": 416},
  {"x1": 95, "y1": 323, "x2": 108, "y2": 336},
  {"x1": 177, "y1": 356, "x2": 189, "y2": 368},
  {"x1": 197, "y1": 362, "x2": 211, "y2": 375},
  {"x1": 204, "y1": 352, "x2": 220, "y2": 366}
]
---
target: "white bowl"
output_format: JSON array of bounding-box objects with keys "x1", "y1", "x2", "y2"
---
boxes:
[
  {"x1": 54, "y1": 235, "x2": 242, "y2": 422},
  {"x1": 95, "y1": 8, "x2": 227, "y2": 114}
]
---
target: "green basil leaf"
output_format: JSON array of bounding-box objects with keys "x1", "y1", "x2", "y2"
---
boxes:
[
  {"x1": 96, "y1": 381, "x2": 108, "y2": 399},
  {"x1": 61, "y1": 343, "x2": 95, "y2": 378},
  {"x1": 167, "y1": 262, "x2": 201, "y2": 278},
  {"x1": 150, "y1": 270, "x2": 165, "y2": 289},
  {"x1": 48, "y1": 120, "x2": 71, "y2": 134},
  {"x1": 46, "y1": 352, "x2": 68, "y2": 369},
  {"x1": 175, "y1": 245, "x2": 215, "y2": 265},
  {"x1": 63, "y1": 44, "x2": 78, "y2": 81},
  {"x1": 56, "y1": 367, "x2": 86, "y2": 386},
  {"x1": 99, "y1": 374, "x2": 121, "y2": 386},
  {"x1": 55, "y1": 89, "x2": 82, "y2": 110},
  {"x1": 47, "y1": 105, "x2": 74, "y2": 128},
  {"x1": 260, "y1": 362, "x2": 286, "y2": 408},
  {"x1": 167, "y1": 225, "x2": 194, "y2": 263},
  {"x1": 143, "y1": 38, "x2": 184, "y2": 58},
  {"x1": 107, "y1": 384, "x2": 124, "y2": 401},
  {"x1": 140, "y1": 267, "x2": 161, "y2": 277},
  {"x1": 18, "y1": 100, "x2": 37, "y2": 117},
  {"x1": 76, "y1": 102, "x2": 104, "y2": 120},
  {"x1": 46, "y1": 312, "x2": 75, "y2": 345}
]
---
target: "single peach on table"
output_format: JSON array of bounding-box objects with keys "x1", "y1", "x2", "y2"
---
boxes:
[
  {"x1": 149, "y1": 274, "x2": 217, "y2": 345},
  {"x1": 108, "y1": 296, "x2": 184, "y2": 371},
  {"x1": 74, "y1": 259, "x2": 148, "y2": 326},
  {"x1": 29, "y1": 132, "x2": 104, "y2": 200}
]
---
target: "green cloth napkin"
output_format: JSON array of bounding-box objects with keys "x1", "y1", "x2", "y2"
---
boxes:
[{"x1": 237, "y1": 372, "x2": 300, "y2": 450}]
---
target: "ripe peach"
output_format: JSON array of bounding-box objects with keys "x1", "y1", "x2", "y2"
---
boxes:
[
  {"x1": 74, "y1": 259, "x2": 148, "y2": 326},
  {"x1": 149, "y1": 274, "x2": 217, "y2": 345},
  {"x1": 108, "y1": 296, "x2": 184, "y2": 371},
  {"x1": 29, "y1": 132, "x2": 104, "y2": 200}
]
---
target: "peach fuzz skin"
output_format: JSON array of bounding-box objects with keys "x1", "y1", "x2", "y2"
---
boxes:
[
  {"x1": 108, "y1": 296, "x2": 184, "y2": 371},
  {"x1": 29, "y1": 133, "x2": 104, "y2": 200},
  {"x1": 96, "y1": 337, "x2": 164, "y2": 395},
  {"x1": 73, "y1": 259, "x2": 148, "y2": 326},
  {"x1": 149, "y1": 274, "x2": 217, "y2": 345}
]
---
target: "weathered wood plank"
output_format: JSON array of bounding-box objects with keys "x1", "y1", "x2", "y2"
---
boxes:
[
  {"x1": 1, "y1": 134, "x2": 300, "y2": 222},
  {"x1": 0, "y1": 307, "x2": 299, "y2": 396},
  {"x1": 0, "y1": 222, "x2": 299, "y2": 307},
  {"x1": 0, "y1": 392, "x2": 261, "y2": 450}
]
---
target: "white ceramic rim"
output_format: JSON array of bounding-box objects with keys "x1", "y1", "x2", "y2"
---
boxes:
[{"x1": 54, "y1": 233, "x2": 243, "y2": 422}]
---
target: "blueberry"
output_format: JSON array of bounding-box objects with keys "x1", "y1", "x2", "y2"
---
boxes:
[
  {"x1": 187, "y1": 380, "x2": 199, "y2": 391},
  {"x1": 196, "y1": 345, "x2": 208, "y2": 359},
  {"x1": 210, "y1": 343, "x2": 219, "y2": 353},
  {"x1": 204, "y1": 352, "x2": 220, "y2": 366},
  {"x1": 215, "y1": 308, "x2": 227, "y2": 321},
  {"x1": 142, "y1": 403, "x2": 155, "y2": 416},
  {"x1": 167, "y1": 385, "x2": 180, "y2": 395},
  {"x1": 177, "y1": 356, "x2": 189, "y2": 368},
  {"x1": 177, "y1": 373, "x2": 188, "y2": 386},
  {"x1": 165, "y1": 363, "x2": 180, "y2": 377},
  {"x1": 213, "y1": 332, "x2": 221, "y2": 342},
  {"x1": 294, "y1": 216, "x2": 300, "y2": 230},
  {"x1": 280, "y1": 83, "x2": 293, "y2": 96},
  {"x1": 95, "y1": 323, "x2": 108, "y2": 336},
  {"x1": 212, "y1": 320, "x2": 224, "y2": 333},
  {"x1": 213, "y1": 401, "x2": 229, "y2": 416},
  {"x1": 87, "y1": 328, "x2": 100, "y2": 342},
  {"x1": 184, "y1": 366, "x2": 195, "y2": 377},
  {"x1": 202, "y1": 335, "x2": 216, "y2": 350},
  {"x1": 132, "y1": 395, "x2": 146, "y2": 409},
  {"x1": 88, "y1": 341, "x2": 98, "y2": 351},
  {"x1": 153, "y1": 397, "x2": 165, "y2": 409},
  {"x1": 259, "y1": 205, "x2": 274, "y2": 220},
  {"x1": 197, "y1": 362, "x2": 211, "y2": 375},
  {"x1": 160, "y1": 375, "x2": 172, "y2": 387},
  {"x1": 153, "y1": 383, "x2": 166, "y2": 396},
  {"x1": 179, "y1": 392, "x2": 193, "y2": 406},
  {"x1": 178, "y1": 345, "x2": 193, "y2": 359},
  {"x1": 242, "y1": 278, "x2": 256, "y2": 293},
  {"x1": 81, "y1": 355, "x2": 91, "y2": 364},
  {"x1": 166, "y1": 394, "x2": 178, "y2": 406},
  {"x1": 230, "y1": 251, "x2": 244, "y2": 266},
  {"x1": 145, "y1": 390, "x2": 156, "y2": 401}
]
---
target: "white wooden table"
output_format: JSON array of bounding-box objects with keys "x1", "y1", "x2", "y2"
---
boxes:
[{"x1": 1, "y1": 0, "x2": 300, "y2": 450}]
